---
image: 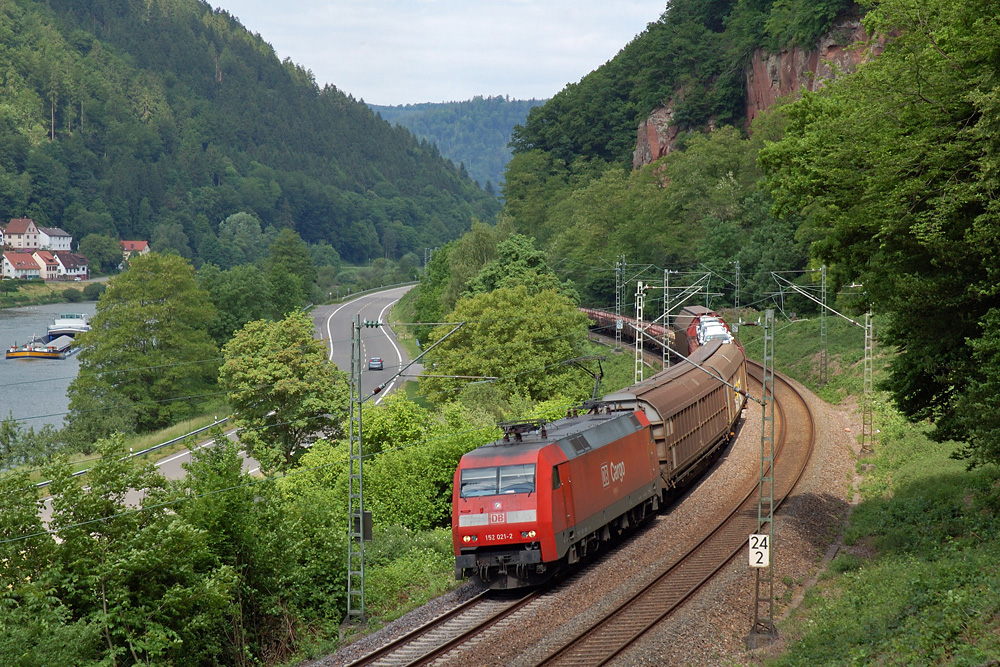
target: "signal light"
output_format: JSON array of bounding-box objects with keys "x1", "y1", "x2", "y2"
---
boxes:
[{"x1": 363, "y1": 320, "x2": 381, "y2": 328}]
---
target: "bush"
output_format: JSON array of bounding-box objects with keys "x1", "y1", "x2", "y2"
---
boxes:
[
  {"x1": 82, "y1": 283, "x2": 105, "y2": 300},
  {"x1": 62, "y1": 288, "x2": 83, "y2": 302}
]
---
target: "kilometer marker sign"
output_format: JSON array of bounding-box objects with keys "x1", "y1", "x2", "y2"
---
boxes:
[{"x1": 749, "y1": 534, "x2": 770, "y2": 568}]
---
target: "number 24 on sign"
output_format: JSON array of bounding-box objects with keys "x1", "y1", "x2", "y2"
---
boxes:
[{"x1": 749, "y1": 534, "x2": 770, "y2": 568}]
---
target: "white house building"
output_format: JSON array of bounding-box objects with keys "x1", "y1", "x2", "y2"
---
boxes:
[
  {"x1": 2, "y1": 252, "x2": 41, "y2": 279},
  {"x1": 38, "y1": 227, "x2": 73, "y2": 252}
]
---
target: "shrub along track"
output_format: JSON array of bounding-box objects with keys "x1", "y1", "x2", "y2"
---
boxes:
[{"x1": 341, "y1": 362, "x2": 815, "y2": 667}]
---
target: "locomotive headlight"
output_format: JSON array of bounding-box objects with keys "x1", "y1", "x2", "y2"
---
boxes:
[
  {"x1": 521, "y1": 530, "x2": 536, "y2": 538},
  {"x1": 462, "y1": 535, "x2": 478, "y2": 543}
]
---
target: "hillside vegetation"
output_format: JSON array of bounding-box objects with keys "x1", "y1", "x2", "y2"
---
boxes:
[
  {"x1": 0, "y1": 0, "x2": 499, "y2": 264},
  {"x1": 370, "y1": 96, "x2": 546, "y2": 194}
]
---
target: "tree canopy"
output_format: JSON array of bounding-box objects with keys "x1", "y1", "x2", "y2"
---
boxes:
[
  {"x1": 421, "y1": 285, "x2": 592, "y2": 404},
  {"x1": 66, "y1": 252, "x2": 218, "y2": 439},
  {"x1": 759, "y1": 0, "x2": 1000, "y2": 463},
  {"x1": 218, "y1": 312, "x2": 349, "y2": 471}
]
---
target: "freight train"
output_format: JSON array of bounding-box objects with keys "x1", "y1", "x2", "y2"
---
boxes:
[{"x1": 452, "y1": 333, "x2": 748, "y2": 589}]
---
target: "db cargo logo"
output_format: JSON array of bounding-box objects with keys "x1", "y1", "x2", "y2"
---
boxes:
[{"x1": 602, "y1": 461, "x2": 626, "y2": 487}]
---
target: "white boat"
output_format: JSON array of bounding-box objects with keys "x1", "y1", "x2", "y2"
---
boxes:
[{"x1": 47, "y1": 313, "x2": 91, "y2": 339}]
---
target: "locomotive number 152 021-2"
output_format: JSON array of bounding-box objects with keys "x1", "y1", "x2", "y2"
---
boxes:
[{"x1": 484, "y1": 532, "x2": 515, "y2": 542}]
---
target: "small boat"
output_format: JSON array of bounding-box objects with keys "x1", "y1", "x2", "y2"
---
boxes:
[
  {"x1": 6, "y1": 334, "x2": 74, "y2": 360},
  {"x1": 47, "y1": 313, "x2": 91, "y2": 339}
]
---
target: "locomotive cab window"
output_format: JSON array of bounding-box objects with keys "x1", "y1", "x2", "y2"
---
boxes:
[
  {"x1": 499, "y1": 464, "x2": 535, "y2": 494},
  {"x1": 459, "y1": 464, "x2": 536, "y2": 497}
]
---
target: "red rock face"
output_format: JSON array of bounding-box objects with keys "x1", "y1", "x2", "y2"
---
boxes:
[
  {"x1": 633, "y1": 15, "x2": 886, "y2": 169},
  {"x1": 745, "y1": 17, "x2": 881, "y2": 124}
]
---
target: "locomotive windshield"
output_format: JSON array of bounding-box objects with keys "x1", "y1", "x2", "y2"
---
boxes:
[{"x1": 460, "y1": 464, "x2": 536, "y2": 497}]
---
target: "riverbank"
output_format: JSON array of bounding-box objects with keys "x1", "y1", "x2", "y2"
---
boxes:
[{"x1": 1, "y1": 279, "x2": 101, "y2": 309}]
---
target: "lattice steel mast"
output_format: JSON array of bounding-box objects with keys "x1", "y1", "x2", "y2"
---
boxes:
[{"x1": 750, "y1": 308, "x2": 777, "y2": 641}]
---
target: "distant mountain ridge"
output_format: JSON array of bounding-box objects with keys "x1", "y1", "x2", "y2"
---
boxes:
[{"x1": 370, "y1": 96, "x2": 547, "y2": 194}]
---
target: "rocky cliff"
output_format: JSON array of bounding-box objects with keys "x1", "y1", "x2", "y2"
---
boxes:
[{"x1": 632, "y1": 15, "x2": 884, "y2": 169}]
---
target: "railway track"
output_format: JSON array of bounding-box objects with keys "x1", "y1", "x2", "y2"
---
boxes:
[
  {"x1": 345, "y1": 362, "x2": 814, "y2": 667},
  {"x1": 530, "y1": 362, "x2": 814, "y2": 666},
  {"x1": 345, "y1": 588, "x2": 542, "y2": 666}
]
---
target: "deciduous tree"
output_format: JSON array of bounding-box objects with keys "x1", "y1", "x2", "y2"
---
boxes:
[
  {"x1": 421, "y1": 285, "x2": 591, "y2": 404},
  {"x1": 218, "y1": 311, "x2": 349, "y2": 471},
  {"x1": 66, "y1": 252, "x2": 219, "y2": 437}
]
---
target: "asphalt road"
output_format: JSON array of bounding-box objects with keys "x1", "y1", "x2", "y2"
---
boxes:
[{"x1": 311, "y1": 284, "x2": 418, "y2": 403}]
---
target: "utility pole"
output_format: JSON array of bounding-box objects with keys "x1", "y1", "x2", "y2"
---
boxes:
[
  {"x1": 634, "y1": 280, "x2": 645, "y2": 384},
  {"x1": 749, "y1": 308, "x2": 777, "y2": 646},
  {"x1": 344, "y1": 315, "x2": 378, "y2": 626},
  {"x1": 615, "y1": 255, "x2": 625, "y2": 350},
  {"x1": 819, "y1": 265, "x2": 828, "y2": 386},
  {"x1": 662, "y1": 268, "x2": 669, "y2": 368},
  {"x1": 861, "y1": 312, "x2": 874, "y2": 454},
  {"x1": 734, "y1": 260, "x2": 741, "y2": 311}
]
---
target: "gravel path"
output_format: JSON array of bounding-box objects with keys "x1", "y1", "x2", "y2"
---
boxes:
[{"x1": 307, "y1": 375, "x2": 858, "y2": 666}]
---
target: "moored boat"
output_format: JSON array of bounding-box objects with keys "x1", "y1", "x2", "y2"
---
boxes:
[
  {"x1": 6, "y1": 334, "x2": 74, "y2": 360},
  {"x1": 47, "y1": 313, "x2": 91, "y2": 339}
]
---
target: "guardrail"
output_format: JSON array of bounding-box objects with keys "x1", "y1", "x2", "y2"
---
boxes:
[
  {"x1": 327, "y1": 281, "x2": 418, "y2": 304},
  {"x1": 36, "y1": 416, "x2": 231, "y2": 489}
]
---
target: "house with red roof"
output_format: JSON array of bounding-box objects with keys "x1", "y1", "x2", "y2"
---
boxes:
[
  {"x1": 31, "y1": 251, "x2": 61, "y2": 281},
  {"x1": 120, "y1": 240, "x2": 150, "y2": 263},
  {"x1": 2, "y1": 252, "x2": 40, "y2": 279},
  {"x1": 4, "y1": 218, "x2": 40, "y2": 251}
]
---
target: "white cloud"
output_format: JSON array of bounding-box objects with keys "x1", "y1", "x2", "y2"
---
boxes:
[{"x1": 216, "y1": 0, "x2": 664, "y2": 104}]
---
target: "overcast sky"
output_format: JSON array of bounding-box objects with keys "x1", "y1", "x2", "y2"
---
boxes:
[{"x1": 213, "y1": 1, "x2": 666, "y2": 106}]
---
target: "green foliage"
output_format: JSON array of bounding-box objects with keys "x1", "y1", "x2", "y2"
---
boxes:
[
  {"x1": 0, "y1": 415, "x2": 62, "y2": 469},
  {"x1": 764, "y1": 0, "x2": 857, "y2": 50},
  {"x1": 61, "y1": 286, "x2": 83, "y2": 302},
  {"x1": 219, "y1": 312, "x2": 349, "y2": 471},
  {"x1": 422, "y1": 285, "x2": 592, "y2": 404},
  {"x1": 41, "y1": 434, "x2": 237, "y2": 666},
  {"x1": 66, "y1": 252, "x2": 219, "y2": 439},
  {"x1": 266, "y1": 228, "x2": 318, "y2": 307},
  {"x1": 772, "y1": 413, "x2": 1000, "y2": 665},
  {"x1": 370, "y1": 95, "x2": 547, "y2": 191},
  {"x1": 78, "y1": 234, "x2": 121, "y2": 274},
  {"x1": 465, "y1": 233, "x2": 578, "y2": 302},
  {"x1": 81, "y1": 282, "x2": 104, "y2": 300},
  {"x1": 759, "y1": 0, "x2": 1000, "y2": 464},
  {"x1": 364, "y1": 527, "x2": 454, "y2": 621}
]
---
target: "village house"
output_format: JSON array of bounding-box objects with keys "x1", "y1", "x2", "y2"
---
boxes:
[
  {"x1": 38, "y1": 227, "x2": 73, "y2": 252},
  {"x1": 4, "y1": 218, "x2": 40, "y2": 251},
  {"x1": 54, "y1": 252, "x2": 89, "y2": 280},
  {"x1": 120, "y1": 240, "x2": 150, "y2": 262},
  {"x1": 31, "y1": 251, "x2": 61, "y2": 281},
  {"x1": 2, "y1": 252, "x2": 41, "y2": 279}
]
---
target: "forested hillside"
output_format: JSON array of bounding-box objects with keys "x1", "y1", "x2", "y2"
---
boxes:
[
  {"x1": 0, "y1": 0, "x2": 499, "y2": 263},
  {"x1": 369, "y1": 96, "x2": 547, "y2": 194},
  {"x1": 492, "y1": 0, "x2": 856, "y2": 308}
]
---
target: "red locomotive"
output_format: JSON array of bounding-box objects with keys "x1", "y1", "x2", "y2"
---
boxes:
[{"x1": 453, "y1": 335, "x2": 748, "y2": 589}]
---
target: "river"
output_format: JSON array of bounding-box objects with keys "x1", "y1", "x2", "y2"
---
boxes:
[{"x1": 0, "y1": 302, "x2": 96, "y2": 431}]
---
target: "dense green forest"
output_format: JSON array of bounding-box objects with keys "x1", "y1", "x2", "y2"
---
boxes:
[
  {"x1": 0, "y1": 0, "x2": 499, "y2": 264},
  {"x1": 369, "y1": 96, "x2": 547, "y2": 194}
]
